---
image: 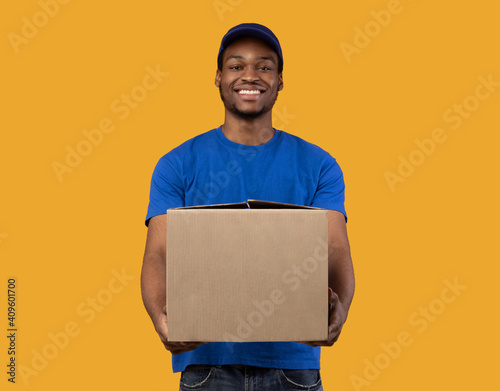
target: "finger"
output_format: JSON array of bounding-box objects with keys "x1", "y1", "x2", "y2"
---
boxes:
[
  {"x1": 166, "y1": 341, "x2": 203, "y2": 349},
  {"x1": 155, "y1": 311, "x2": 169, "y2": 338},
  {"x1": 179, "y1": 341, "x2": 204, "y2": 348},
  {"x1": 300, "y1": 340, "x2": 331, "y2": 347},
  {"x1": 328, "y1": 287, "x2": 334, "y2": 303},
  {"x1": 157, "y1": 324, "x2": 169, "y2": 344},
  {"x1": 328, "y1": 295, "x2": 344, "y2": 343},
  {"x1": 165, "y1": 342, "x2": 203, "y2": 355},
  {"x1": 328, "y1": 322, "x2": 343, "y2": 345},
  {"x1": 329, "y1": 310, "x2": 342, "y2": 333},
  {"x1": 328, "y1": 293, "x2": 342, "y2": 329}
]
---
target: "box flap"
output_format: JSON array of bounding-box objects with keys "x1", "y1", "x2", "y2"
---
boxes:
[
  {"x1": 247, "y1": 199, "x2": 322, "y2": 209},
  {"x1": 169, "y1": 200, "x2": 321, "y2": 211},
  {"x1": 170, "y1": 201, "x2": 249, "y2": 210}
]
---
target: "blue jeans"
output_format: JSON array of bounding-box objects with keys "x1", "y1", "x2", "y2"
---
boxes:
[{"x1": 179, "y1": 364, "x2": 323, "y2": 391}]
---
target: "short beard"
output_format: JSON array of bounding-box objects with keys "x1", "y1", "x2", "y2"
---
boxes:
[{"x1": 219, "y1": 86, "x2": 278, "y2": 120}]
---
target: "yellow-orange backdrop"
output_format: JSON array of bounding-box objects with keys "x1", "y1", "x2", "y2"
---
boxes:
[{"x1": 1, "y1": 0, "x2": 499, "y2": 390}]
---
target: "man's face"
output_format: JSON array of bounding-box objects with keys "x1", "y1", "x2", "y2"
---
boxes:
[{"x1": 215, "y1": 37, "x2": 283, "y2": 120}]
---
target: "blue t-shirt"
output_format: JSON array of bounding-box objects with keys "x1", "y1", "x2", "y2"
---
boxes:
[{"x1": 146, "y1": 126, "x2": 346, "y2": 373}]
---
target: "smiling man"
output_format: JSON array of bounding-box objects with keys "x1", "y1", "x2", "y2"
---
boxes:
[{"x1": 141, "y1": 23, "x2": 355, "y2": 391}]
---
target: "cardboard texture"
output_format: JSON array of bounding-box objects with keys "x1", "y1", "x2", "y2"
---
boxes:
[{"x1": 166, "y1": 200, "x2": 329, "y2": 342}]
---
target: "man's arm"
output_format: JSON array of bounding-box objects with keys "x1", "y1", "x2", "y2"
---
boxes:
[
  {"x1": 141, "y1": 214, "x2": 203, "y2": 355},
  {"x1": 303, "y1": 210, "x2": 355, "y2": 347}
]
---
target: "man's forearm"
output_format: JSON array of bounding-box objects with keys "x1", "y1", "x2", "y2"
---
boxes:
[
  {"x1": 328, "y1": 249, "x2": 355, "y2": 317},
  {"x1": 141, "y1": 252, "x2": 167, "y2": 324},
  {"x1": 326, "y1": 210, "x2": 355, "y2": 319}
]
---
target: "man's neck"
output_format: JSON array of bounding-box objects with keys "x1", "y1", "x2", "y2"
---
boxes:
[{"x1": 221, "y1": 112, "x2": 274, "y2": 146}]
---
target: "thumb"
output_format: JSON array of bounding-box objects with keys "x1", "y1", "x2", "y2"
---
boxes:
[{"x1": 156, "y1": 307, "x2": 169, "y2": 335}]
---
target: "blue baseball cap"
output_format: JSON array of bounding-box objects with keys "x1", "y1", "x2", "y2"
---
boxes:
[{"x1": 217, "y1": 23, "x2": 284, "y2": 73}]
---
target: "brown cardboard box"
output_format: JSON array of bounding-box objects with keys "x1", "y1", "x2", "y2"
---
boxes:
[{"x1": 166, "y1": 200, "x2": 329, "y2": 342}]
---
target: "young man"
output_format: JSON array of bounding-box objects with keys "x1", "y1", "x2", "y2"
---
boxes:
[{"x1": 141, "y1": 23, "x2": 355, "y2": 390}]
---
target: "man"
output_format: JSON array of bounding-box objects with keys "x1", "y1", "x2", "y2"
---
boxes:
[{"x1": 141, "y1": 23, "x2": 355, "y2": 390}]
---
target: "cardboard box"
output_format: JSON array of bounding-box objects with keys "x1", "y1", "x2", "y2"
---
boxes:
[{"x1": 166, "y1": 200, "x2": 329, "y2": 342}]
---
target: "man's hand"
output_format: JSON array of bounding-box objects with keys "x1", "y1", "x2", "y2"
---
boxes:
[
  {"x1": 154, "y1": 306, "x2": 205, "y2": 355},
  {"x1": 299, "y1": 287, "x2": 347, "y2": 347},
  {"x1": 142, "y1": 215, "x2": 205, "y2": 356},
  {"x1": 299, "y1": 210, "x2": 355, "y2": 347}
]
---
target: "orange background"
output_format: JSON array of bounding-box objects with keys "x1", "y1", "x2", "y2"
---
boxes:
[{"x1": 1, "y1": 0, "x2": 499, "y2": 389}]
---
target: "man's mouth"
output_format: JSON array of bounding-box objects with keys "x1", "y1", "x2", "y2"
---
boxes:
[
  {"x1": 234, "y1": 86, "x2": 266, "y2": 96},
  {"x1": 237, "y1": 90, "x2": 262, "y2": 95}
]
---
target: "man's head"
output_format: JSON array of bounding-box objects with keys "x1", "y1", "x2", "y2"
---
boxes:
[
  {"x1": 217, "y1": 23, "x2": 283, "y2": 74},
  {"x1": 215, "y1": 23, "x2": 284, "y2": 120}
]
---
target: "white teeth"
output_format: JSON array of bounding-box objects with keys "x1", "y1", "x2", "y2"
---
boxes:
[{"x1": 238, "y1": 90, "x2": 261, "y2": 95}]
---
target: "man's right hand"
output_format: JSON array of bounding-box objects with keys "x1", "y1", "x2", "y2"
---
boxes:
[{"x1": 154, "y1": 306, "x2": 204, "y2": 355}]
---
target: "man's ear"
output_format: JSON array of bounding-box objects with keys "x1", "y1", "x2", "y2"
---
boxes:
[
  {"x1": 215, "y1": 69, "x2": 222, "y2": 88},
  {"x1": 278, "y1": 73, "x2": 284, "y2": 91}
]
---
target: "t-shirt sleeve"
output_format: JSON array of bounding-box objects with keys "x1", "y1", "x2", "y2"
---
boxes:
[
  {"x1": 145, "y1": 155, "x2": 185, "y2": 226},
  {"x1": 310, "y1": 155, "x2": 347, "y2": 221}
]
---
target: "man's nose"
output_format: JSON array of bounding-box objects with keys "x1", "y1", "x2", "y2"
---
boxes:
[{"x1": 241, "y1": 66, "x2": 259, "y2": 82}]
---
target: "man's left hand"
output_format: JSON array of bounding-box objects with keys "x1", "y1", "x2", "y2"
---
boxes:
[{"x1": 299, "y1": 287, "x2": 347, "y2": 347}]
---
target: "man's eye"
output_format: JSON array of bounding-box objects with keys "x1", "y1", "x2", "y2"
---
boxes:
[
  {"x1": 259, "y1": 66, "x2": 271, "y2": 71},
  {"x1": 229, "y1": 66, "x2": 241, "y2": 70}
]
